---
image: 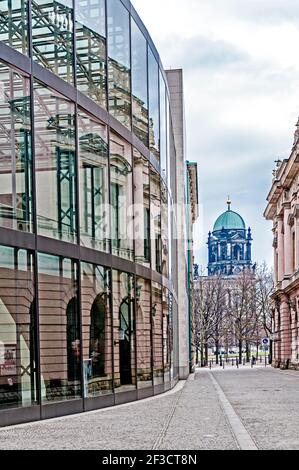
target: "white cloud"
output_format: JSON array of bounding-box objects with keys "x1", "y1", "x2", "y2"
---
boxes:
[{"x1": 132, "y1": 0, "x2": 299, "y2": 268}]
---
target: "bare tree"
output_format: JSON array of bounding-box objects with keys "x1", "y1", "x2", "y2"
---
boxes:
[{"x1": 254, "y1": 262, "x2": 274, "y2": 362}]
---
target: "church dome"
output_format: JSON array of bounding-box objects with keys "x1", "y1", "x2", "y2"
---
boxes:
[{"x1": 213, "y1": 202, "x2": 245, "y2": 232}]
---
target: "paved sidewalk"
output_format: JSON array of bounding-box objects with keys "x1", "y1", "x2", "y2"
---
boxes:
[{"x1": 0, "y1": 367, "x2": 299, "y2": 450}]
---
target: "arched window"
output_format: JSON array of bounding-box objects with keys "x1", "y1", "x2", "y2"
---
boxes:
[
  {"x1": 66, "y1": 298, "x2": 81, "y2": 383},
  {"x1": 90, "y1": 294, "x2": 106, "y2": 377}
]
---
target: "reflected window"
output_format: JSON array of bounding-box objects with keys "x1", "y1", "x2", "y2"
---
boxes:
[
  {"x1": 76, "y1": 0, "x2": 107, "y2": 108},
  {"x1": 34, "y1": 81, "x2": 77, "y2": 243},
  {"x1": 112, "y1": 270, "x2": 135, "y2": 392},
  {"x1": 161, "y1": 182, "x2": 169, "y2": 279},
  {"x1": 133, "y1": 149, "x2": 150, "y2": 268},
  {"x1": 163, "y1": 288, "x2": 173, "y2": 383},
  {"x1": 0, "y1": 246, "x2": 37, "y2": 410},
  {"x1": 32, "y1": 0, "x2": 74, "y2": 84},
  {"x1": 78, "y1": 109, "x2": 109, "y2": 252},
  {"x1": 107, "y1": 0, "x2": 131, "y2": 129},
  {"x1": 110, "y1": 131, "x2": 133, "y2": 261},
  {"x1": 136, "y1": 278, "x2": 152, "y2": 388},
  {"x1": 38, "y1": 253, "x2": 81, "y2": 402},
  {"x1": 152, "y1": 282, "x2": 163, "y2": 385},
  {"x1": 148, "y1": 48, "x2": 160, "y2": 160},
  {"x1": 81, "y1": 262, "x2": 112, "y2": 397},
  {"x1": 150, "y1": 167, "x2": 161, "y2": 274},
  {"x1": 0, "y1": 62, "x2": 33, "y2": 232},
  {"x1": 131, "y1": 20, "x2": 148, "y2": 146},
  {"x1": 0, "y1": 0, "x2": 28, "y2": 54}
]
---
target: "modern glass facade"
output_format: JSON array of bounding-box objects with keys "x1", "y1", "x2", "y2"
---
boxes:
[{"x1": 0, "y1": 0, "x2": 179, "y2": 426}]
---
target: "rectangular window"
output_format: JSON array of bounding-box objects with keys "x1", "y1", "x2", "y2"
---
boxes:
[
  {"x1": 160, "y1": 74, "x2": 167, "y2": 180},
  {"x1": 78, "y1": 109, "x2": 109, "y2": 252},
  {"x1": 0, "y1": 0, "x2": 28, "y2": 54},
  {"x1": 148, "y1": 48, "x2": 160, "y2": 160},
  {"x1": 0, "y1": 246, "x2": 37, "y2": 409},
  {"x1": 81, "y1": 262, "x2": 112, "y2": 397},
  {"x1": 38, "y1": 253, "x2": 81, "y2": 403},
  {"x1": 112, "y1": 269, "x2": 136, "y2": 392},
  {"x1": 32, "y1": 0, "x2": 74, "y2": 84},
  {"x1": 136, "y1": 277, "x2": 152, "y2": 388},
  {"x1": 133, "y1": 148, "x2": 150, "y2": 268},
  {"x1": 161, "y1": 181, "x2": 169, "y2": 279},
  {"x1": 152, "y1": 282, "x2": 163, "y2": 385},
  {"x1": 34, "y1": 81, "x2": 77, "y2": 243},
  {"x1": 107, "y1": 0, "x2": 131, "y2": 129},
  {"x1": 131, "y1": 19, "x2": 148, "y2": 146},
  {"x1": 150, "y1": 167, "x2": 161, "y2": 274},
  {"x1": 110, "y1": 131, "x2": 133, "y2": 261},
  {"x1": 0, "y1": 62, "x2": 33, "y2": 232},
  {"x1": 76, "y1": 0, "x2": 107, "y2": 108}
]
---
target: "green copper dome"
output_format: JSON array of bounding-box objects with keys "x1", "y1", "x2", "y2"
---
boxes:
[{"x1": 213, "y1": 209, "x2": 245, "y2": 232}]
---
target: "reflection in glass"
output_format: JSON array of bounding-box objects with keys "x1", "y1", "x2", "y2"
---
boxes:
[
  {"x1": 136, "y1": 277, "x2": 152, "y2": 388},
  {"x1": 148, "y1": 48, "x2": 160, "y2": 160},
  {"x1": 133, "y1": 148, "x2": 150, "y2": 268},
  {"x1": 0, "y1": 246, "x2": 37, "y2": 409},
  {"x1": 32, "y1": 0, "x2": 74, "y2": 84},
  {"x1": 161, "y1": 181, "x2": 169, "y2": 279},
  {"x1": 38, "y1": 253, "x2": 81, "y2": 402},
  {"x1": 112, "y1": 270, "x2": 136, "y2": 392},
  {"x1": 34, "y1": 81, "x2": 77, "y2": 243},
  {"x1": 0, "y1": 62, "x2": 33, "y2": 232},
  {"x1": 107, "y1": 0, "x2": 131, "y2": 129},
  {"x1": 78, "y1": 109, "x2": 109, "y2": 252},
  {"x1": 110, "y1": 132, "x2": 133, "y2": 261},
  {"x1": 81, "y1": 262, "x2": 112, "y2": 397},
  {"x1": 150, "y1": 167, "x2": 161, "y2": 274},
  {"x1": 131, "y1": 19, "x2": 148, "y2": 146},
  {"x1": 160, "y1": 73, "x2": 167, "y2": 180},
  {"x1": 76, "y1": 0, "x2": 107, "y2": 108},
  {"x1": 152, "y1": 282, "x2": 163, "y2": 385},
  {"x1": 0, "y1": 0, "x2": 28, "y2": 54},
  {"x1": 163, "y1": 287, "x2": 172, "y2": 383}
]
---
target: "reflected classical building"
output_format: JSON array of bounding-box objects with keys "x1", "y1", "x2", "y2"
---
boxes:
[
  {"x1": 208, "y1": 200, "x2": 253, "y2": 276},
  {"x1": 0, "y1": 0, "x2": 197, "y2": 426},
  {"x1": 264, "y1": 120, "x2": 299, "y2": 370}
]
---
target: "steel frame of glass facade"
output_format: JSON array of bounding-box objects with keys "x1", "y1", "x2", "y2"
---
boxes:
[{"x1": 0, "y1": 0, "x2": 179, "y2": 426}]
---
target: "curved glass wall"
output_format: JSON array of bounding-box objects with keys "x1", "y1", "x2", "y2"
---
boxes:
[{"x1": 0, "y1": 0, "x2": 179, "y2": 421}]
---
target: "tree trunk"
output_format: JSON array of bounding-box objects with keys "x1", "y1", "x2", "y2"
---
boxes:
[
  {"x1": 205, "y1": 343, "x2": 208, "y2": 365},
  {"x1": 269, "y1": 340, "x2": 273, "y2": 365},
  {"x1": 196, "y1": 347, "x2": 199, "y2": 366},
  {"x1": 200, "y1": 344, "x2": 204, "y2": 368},
  {"x1": 246, "y1": 342, "x2": 250, "y2": 363},
  {"x1": 239, "y1": 340, "x2": 242, "y2": 363},
  {"x1": 215, "y1": 340, "x2": 219, "y2": 365}
]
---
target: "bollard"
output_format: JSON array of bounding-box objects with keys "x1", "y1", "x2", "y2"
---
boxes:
[
  {"x1": 251, "y1": 359, "x2": 253, "y2": 368},
  {"x1": 209, "y1": 361, "x2": 212, "y2": 370},
  {"x1": 243, "y1": 358, "x2": 245, "y2": 366},
  {"x1": 260, "y1": 355, "x2": 262, "y2": 363},
  {"x1": 223, "y1": 361, "x2": 225, "y2": 369},
  {"x1": 232, "y1": 359, "x2": 234, "y2": 366},
  {"x1": 236, "y1": 359, "x2": 239, "y2": 368}
]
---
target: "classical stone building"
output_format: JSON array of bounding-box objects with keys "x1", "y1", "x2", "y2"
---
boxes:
[
  {"x1": 264, "y1": 120, "x2": 299, "y2": 369},
  {"x1": 208, "y1": 200, "x2": 253, "y2": 276}
]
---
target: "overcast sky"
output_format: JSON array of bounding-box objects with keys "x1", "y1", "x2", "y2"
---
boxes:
[{"x1": 132, "y1": 0, "x2": 299, "y2": 270}]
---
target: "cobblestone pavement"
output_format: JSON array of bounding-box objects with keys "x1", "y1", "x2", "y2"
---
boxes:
[{"x1": 0, "y1": 366, "x2": 299, "y2": 450}]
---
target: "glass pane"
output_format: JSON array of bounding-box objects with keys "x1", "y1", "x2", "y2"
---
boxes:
[
  {"x1": 148, "y1": 48, "x2": 159, "y2": 160},
  {"x1": 0, "y1": 62, "x2": 33, "y2": 232},
  {"x1": 150, "y1": 167, "x2": 161, "y2": 274},
  {"x1": 160, "y1": 73, "x2": 167, "y2": 180},
  {"x1": 152, "y1": 282, "x2": 163, "y2": 385},
  {"x1": 32, "y1": 0, "x2": 74, "y2": 84},
  {"x1": 81, "y1": 262, "x2": 112, "y2": 397},
  {"x1": 78, "y1": 109, "x2": 109, "y2": 252},
  {"x1": 131, "y1": 19, "x2": 148, "y2": 147},
  {"x1": 38, "y1": 253, "x2": 81, "y2": 402},
  {"x1": 34, "y1": 81, "x2": 77, "y2": 243},
  {"x1": 163, "y1": 287, "x2": 172, "y2": 383},
  {"x1": 107, "y1": 0, "x2": 131, "y2": 129},
  {"x1": 0, "y1": 0, "x2": 28, "y2": 54},
  {"x1": 0, "y1": 246, "x2": 37, "y2": 409},
  {"x1": 110, "y1": 131, "x2": 133, "y2": 261},
  {"x1": 76, "y1": 0, "x2": 107, "y2": 108},
  {"x1": 161, "y1": 181, "x2": 169, "y2": 278},
  {"x1": 112, "y1": 270, "x2": 136, "y2": 392},
  {"x1": 136, "y1": 277, "x2": 152, "y2": 388},
  {"x1": 134, "y1": 148, "x2": 150, "y2": 268}
]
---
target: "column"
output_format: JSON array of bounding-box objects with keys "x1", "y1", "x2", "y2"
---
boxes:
[
  {"x1": 284, "y1": 208, "x2": 293, "y2": 276},
  {"x1": 277, "y1": 216, "x2": 285, "y2": 282},
  {"x1": 280, "y1": 294, "x2": 292, "y2": 367}
]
